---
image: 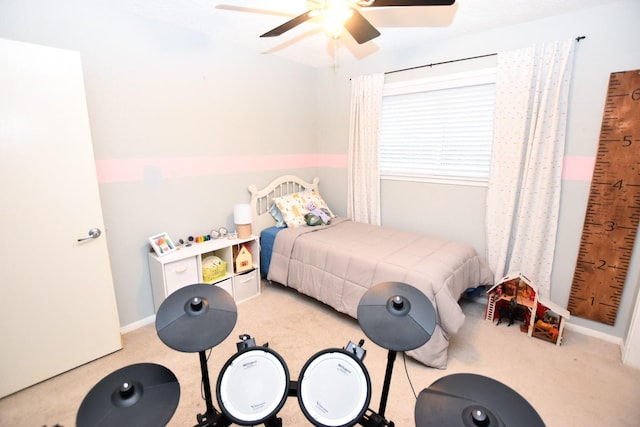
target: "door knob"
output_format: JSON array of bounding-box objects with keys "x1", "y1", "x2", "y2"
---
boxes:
[{"x1": 77, "y1": 228, "x2": 102, "y2": 242}]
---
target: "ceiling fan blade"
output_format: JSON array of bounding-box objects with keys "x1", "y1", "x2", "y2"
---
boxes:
[
  {"x1": 364, "y1": 0, "x2": 455, "y2": 6},
  {"x1": 260, "y1": 10, "x2": 315, "y2": 38},
  {"x1": 344, "y1": 9, "x2": 381, "y2": 44}
]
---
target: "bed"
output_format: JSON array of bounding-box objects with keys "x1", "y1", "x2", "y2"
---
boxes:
[{"x1": 248, "y1": 175, "x2": 494, "y2": 369}]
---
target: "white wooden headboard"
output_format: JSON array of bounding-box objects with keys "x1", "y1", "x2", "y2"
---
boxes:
[{"x1": 248, "y1": 175, "x2": 320, "y2": 234}]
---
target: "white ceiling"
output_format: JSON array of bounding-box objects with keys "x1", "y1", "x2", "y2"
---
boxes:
[{"x1": 117, "y1": 0, "x2": 618, "y2": 68}]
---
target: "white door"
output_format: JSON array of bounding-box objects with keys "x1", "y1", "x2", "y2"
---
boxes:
[{"x1": 0, "y1": 38, "x2": 122, "y2": 398}]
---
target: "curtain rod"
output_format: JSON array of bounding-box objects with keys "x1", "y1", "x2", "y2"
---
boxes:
[
  {"x1": 385, "y1": 53, "x2": 496, "y2": 75},
  {"x1": 385, "y1": 35, "x2": 586, "y2": 76}
]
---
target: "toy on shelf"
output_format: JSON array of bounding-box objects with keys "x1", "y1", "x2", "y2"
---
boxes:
[
  {"x1": 485, "y1": 272, "x2": 570, "y2": 346},
  {"x1": 233, "y1": 244, "x2": 253, "y2": 274},
  {"x1": 202, "y1": 255, "x2": 227, "y2": 282},
  {"x1": 176, "y1": 227, "x2": 232, "y2": 249}
]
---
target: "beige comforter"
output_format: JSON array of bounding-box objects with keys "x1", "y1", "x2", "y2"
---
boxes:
[{"x1": 267, "y1": 218, "x2": 494, "y2": 369}]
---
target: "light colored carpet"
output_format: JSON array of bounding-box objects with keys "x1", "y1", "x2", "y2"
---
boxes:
[{"x1": 1, "y1": 280, "x2": 639, "y2": 426}]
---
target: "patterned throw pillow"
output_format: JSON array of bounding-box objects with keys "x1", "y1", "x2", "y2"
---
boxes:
[{"x1": 272, "y1": 191, "x2": 334, "y2": 228}]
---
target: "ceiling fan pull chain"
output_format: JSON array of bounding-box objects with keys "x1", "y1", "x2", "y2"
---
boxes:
[{"x1": 333, "y1": 37, "x2": 339, "y2": 72}]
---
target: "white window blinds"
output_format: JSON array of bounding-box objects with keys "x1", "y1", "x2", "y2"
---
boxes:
[{"x1": 379, "y1": 69, "x2": 496, "y2": 186}]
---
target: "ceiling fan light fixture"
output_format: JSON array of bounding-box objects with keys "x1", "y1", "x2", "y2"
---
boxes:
[
  {"x1": 323, "y1": 1, "x2": 354, "y2": 38},
  {"x1": 257, "y1": 0, "x2": 456, "y2": 46}
]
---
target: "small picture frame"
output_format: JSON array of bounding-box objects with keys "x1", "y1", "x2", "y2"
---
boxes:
[{"x1": 149, "y1": 232, "x2": 176, "y2": 257}]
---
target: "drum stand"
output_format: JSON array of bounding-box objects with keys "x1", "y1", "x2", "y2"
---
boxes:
[
  {"x1": 357, "y1": 282, "x2": 438, "y2": 427},
  {"x1": 358, "y1": 350, "x2": 397, "y2": 427},
  {"x1": 263, "y1": 416, "x2": 284, "y2": 427},
  {"x1": 195, "y1": 350, "x2": 231, "y2": 427},
  {"x1": 154, "y1": 285, "x2": 239, "y2": 427}
]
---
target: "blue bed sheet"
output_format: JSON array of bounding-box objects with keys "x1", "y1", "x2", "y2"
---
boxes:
[{"x1": 260, "y1": 226, "x2": 283, "y2": 276}]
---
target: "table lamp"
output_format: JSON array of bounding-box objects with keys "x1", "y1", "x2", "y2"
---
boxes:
[{"x1": 234, "y1": 203, "x2": 252, "y2": 239}]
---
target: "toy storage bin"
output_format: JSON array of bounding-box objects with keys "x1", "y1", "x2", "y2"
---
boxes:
[{"x1": 202, "y1": 255, "x2": 227, "y2": 282}]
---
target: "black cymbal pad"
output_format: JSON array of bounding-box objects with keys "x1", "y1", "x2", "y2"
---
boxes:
[
  {"x1": 415, "y1": 373, "x2": 545, "y2": 427},
  {"x1": 155, "y1": 284, "x2": 237, "y2": 352},
  {"x1": 357, "y1": 281, "x2": 436, "y2": 352},
  {"x1": 76, "y1": 363, "x2": 180, "y2": 427}
]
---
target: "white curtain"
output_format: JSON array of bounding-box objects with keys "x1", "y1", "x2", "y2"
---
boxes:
[
  {"x1": 347, "y1": 73, "x2": 384, "y2": 224},
  {"x1": 486, "y1": 39, "x2": 576, "y2": 298}
]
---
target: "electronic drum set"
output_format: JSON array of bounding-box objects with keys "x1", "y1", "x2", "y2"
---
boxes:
[{"x1": 76, "y1": 282, "x2": 546, "y2": 427}]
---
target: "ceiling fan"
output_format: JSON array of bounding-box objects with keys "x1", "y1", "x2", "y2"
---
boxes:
[{"x1": 260, "y1": 0, "x2": 456, "y2": 44}]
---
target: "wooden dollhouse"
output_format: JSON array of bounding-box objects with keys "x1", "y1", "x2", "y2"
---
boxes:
[
  {"x1": 485, "y1": 272, "x2": 570, "y2": 346},
  {"x1": 234, "y1": 244, "x2": 253, "y2": 274}
]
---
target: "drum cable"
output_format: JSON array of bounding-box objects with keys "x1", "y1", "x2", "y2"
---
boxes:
[{"x1": 401, "y1": 352, "x2": 418, "y2": 400}]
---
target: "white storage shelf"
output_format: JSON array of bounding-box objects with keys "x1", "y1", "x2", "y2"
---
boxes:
[{"x1": 148, "y1": 235, "x2": 261, "y2": 312}]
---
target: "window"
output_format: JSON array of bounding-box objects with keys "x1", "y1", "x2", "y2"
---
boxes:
[{"x1": 379, "y1": 69, "x2": 496, "y2": 186}]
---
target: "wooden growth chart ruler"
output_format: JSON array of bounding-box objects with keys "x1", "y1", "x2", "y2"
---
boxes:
[{"x1": 567, "y1": 69, "x2": 640, "y2": 325}]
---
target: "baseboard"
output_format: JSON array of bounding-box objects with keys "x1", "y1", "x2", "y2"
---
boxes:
[
  {"x1": 120, "y1": 314, "x2": 155, "y2": 334},
  {"x1": 564, "y1": 322, "x2": 623, "y2": 347}
]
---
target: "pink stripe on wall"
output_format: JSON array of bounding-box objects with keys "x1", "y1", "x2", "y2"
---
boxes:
[
  {"x1": 96, "y1": 154, "x2": 348, "y2": 183},
  {"x1": 562, "y1": 156, "x2": 595, "y2": 181},
  {"x1": 97, "y1": 154, "x2": 593, "y2": 184}
]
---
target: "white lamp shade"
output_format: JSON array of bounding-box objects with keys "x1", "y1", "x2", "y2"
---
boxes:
[{"x1": 233, "y1": 203, "x2": 252, "y2": 225}]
